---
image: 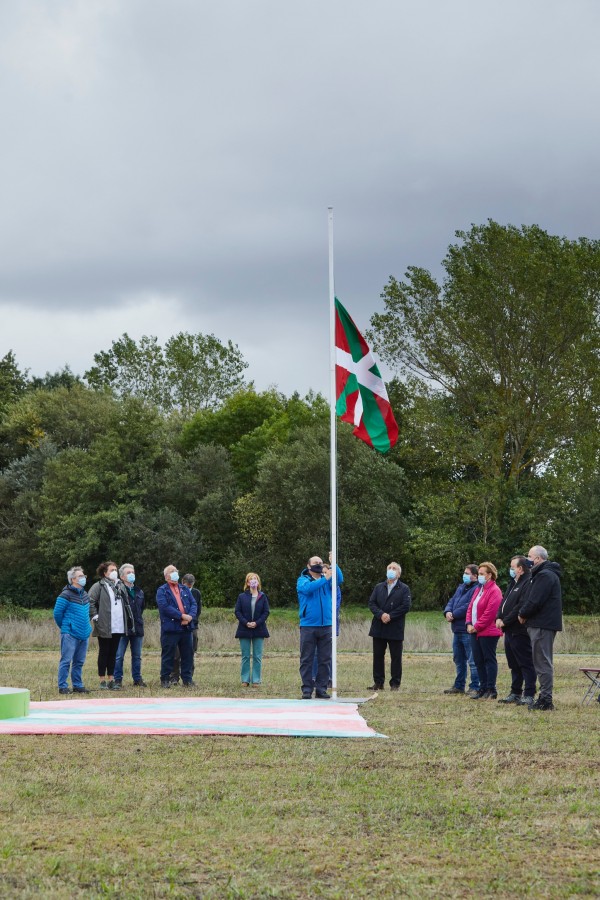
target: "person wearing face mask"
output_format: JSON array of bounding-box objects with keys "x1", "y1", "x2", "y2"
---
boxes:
[
  {"x1": 234, "y1": 572, "x2": 270, "y2": 686},
  {"x1": 465, "y1": 562, "x2": 503, "y2": 699},
  {"x1": 53, "y1": 566, "x2": 92, "y2": 695},
  {"x1": 113, "y1": 563, "x2": 147, "y2": 688},
  {"x1": 156, "y1": 564, "x2": 198, "y2": 688},
  {"x1": 297, "y1": 554, "x2": 344, "y2": 699},
  {"x1": 367, "y1": 562, "x2": 411, "y2": 692},
  {"x1": 442, "y1": 564, "x2": 481, "y2": 696},
  {"x1": 170, "y1": 574, "x2": 202, "y2": 685},
  {"x1": 495, "y1": 556, "x2": 536, "y2": 707},
  {"x1": 517, "y1": 545, "x2": 563, "y2": 711},
  {"x1": 88, "y1": 561, "x2": 135, "y2": 691}
]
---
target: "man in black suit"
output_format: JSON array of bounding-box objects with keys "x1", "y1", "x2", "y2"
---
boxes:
[{"x1": 367, "y1": 562, "x2": 411, "y2": 692}]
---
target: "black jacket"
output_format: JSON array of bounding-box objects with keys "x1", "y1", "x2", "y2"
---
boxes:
[
  {"x1": 497, "y1": 575, "x2": 531, "y2": 635},
  {"x1": 518, "y1": 560, "x2": 562, "y2": 632},
  {"x1": 368, "y1": 580, "x2": 411, "y2": 641}
]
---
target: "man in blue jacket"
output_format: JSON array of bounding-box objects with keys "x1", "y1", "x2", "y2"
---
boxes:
[
  {"x1": 443, "y1": 564, "x2": 480, "y2": 696},
  {"x1": 156, "y1": 564, "x2": 198, "y2": 688},
  {"x1": 53, "y1": 566, "x2": 92, "y2": 695},
  {"x1": 297, "y1": 555, "x2": 343, "y2": 700}
]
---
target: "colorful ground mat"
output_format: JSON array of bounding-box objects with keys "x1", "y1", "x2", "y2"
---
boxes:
[{"x1": 0, "y1": 696, "x2": 385, "y2": 738}]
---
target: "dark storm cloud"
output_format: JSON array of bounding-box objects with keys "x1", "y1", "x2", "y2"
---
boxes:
[{"x1": 1, "y1": 0, "x2": 599, "y2": 391}]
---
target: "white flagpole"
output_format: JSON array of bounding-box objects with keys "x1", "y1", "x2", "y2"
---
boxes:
[{"x1": 328, "y1": 207, "x2": 338, "y2": 699}]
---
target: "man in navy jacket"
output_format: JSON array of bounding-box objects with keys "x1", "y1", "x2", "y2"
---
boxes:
[
  {"x1": 156, "y1": 564, "x2": 198, "y2": 688},
  {"x1": 443, "y1": 564, "x2": 480, "y2": 695}
]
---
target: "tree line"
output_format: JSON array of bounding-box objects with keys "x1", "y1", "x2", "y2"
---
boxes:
[{"x1": 1, "y1": 221, "x2": 600, "y2": 613}]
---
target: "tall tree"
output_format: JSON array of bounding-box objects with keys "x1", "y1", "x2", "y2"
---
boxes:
[
  {"x1": 85, "y1": 332, "x2": 247, "y2": 415},
  {"x1": 370, "y1": 221, "x2": 600, "y2": 483}
]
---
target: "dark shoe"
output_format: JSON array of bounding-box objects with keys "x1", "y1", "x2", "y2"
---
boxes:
[
  {"x1": 498, "y1": 693, "x2": 521, "y2": 704},
  {"x1": 483, "y1": 691, "x2": 498, "y2": 700},
  {"x1": 467, "y1": 689, "x2": 481, "y2": 698},
  {"x1": 133, "y1": 680, "x2": 147, "y2": 687},
  {"x1": 169, "y1": 677, "x2": 180, "y2": 686},
  {"x1": 531, "y1": 697, "x2": 555, "y2": 711},
  {"x1": 518, "y1": 695, "x2": 535, "y2": 708},
  {"x1": 58, "y1": 688, "x2": 72, "y2": 695},
  {"x1": 368, "y1": 684, "x2": 384, "y2": 691},
  {"x1": 72, "y1": 686, "x2": 90, "y2": 694},
  {"x1": 99, "y1": 681, "x2": 108, "y2": 690},
  {"x1": 108, "y1": 681, "x2": 122, "y2": 691},
  {"x1": 470, "y1": 690, "x2": 487, "y2": 700},
  {"x1": 315, "y1": 692, "x2": 331, "y2": 700},
  {"x1": 302, "y1": 692, "x2": 312, "y2": 700},
  {"x1": 390, "y1": 685, "x2": 400, "y2": 692},
  {"x1": 444, "y1": 687, "x2": 465, "y2": 694},
  {"x1": 182, "y1": 680, "x2": 197, "y2": 687},
  {"x1": 160, "y1": 681, "x2": 172, "y2": 689}
]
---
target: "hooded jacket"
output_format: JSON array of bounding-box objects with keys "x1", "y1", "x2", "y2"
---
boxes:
[
  {"x1": 53, "y1": 584, "x2": 92, "y2": 641},
  {"x1": 296, "y1": 565, "x2": 343, "y2": 628},
  {"x1": 518, "y1": 560, "x2": 563, "y2": 632},
  {"x1": 443, "y1": 581, "x2": 479, "y2": 634}
]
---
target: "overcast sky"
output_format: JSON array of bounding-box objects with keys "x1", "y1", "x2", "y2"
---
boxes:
[{"x1": 1, "y1": 0, "x2": 599, "y2": 396}]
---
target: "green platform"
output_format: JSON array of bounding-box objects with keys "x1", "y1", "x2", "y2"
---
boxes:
[{"x1": 0, "y1": 687, "x2": 30, "y2": 719}]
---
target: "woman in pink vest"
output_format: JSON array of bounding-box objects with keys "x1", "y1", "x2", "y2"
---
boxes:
[{"x1": 466, "y1": 562, "x2": 503, "y2": 699}]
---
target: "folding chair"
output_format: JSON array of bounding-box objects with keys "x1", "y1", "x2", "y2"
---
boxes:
[{"x1": 579, "y1": 667, "x2": 600, "y2": 705}]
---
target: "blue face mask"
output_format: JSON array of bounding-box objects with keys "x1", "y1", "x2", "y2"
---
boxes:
[
  {"x1": 462, "y1": 574, "x2": 471, "y2": 584},
  {"x1": 77, "y1": 576, "x2": 87, "y2": 587},
  {"x1": 477, "y1": 575, "x2": 486, "y2": 585},
  {"x1": 509, "y1": 567, "x2": 516, "y2": 579},
  {"x1": 386, "y1": 569, "x2": 396, "y2": 580},
  {"x1": 127, "y1": 573, "x2": 136, "y2": 584},
  {"x1": 170, "y1": 572, "x2": 179, "y2": 583}
]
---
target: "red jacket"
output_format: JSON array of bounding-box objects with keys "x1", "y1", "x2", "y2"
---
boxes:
[{"x1": 466, "y1": 581, "x2": 502, "y2": 637}]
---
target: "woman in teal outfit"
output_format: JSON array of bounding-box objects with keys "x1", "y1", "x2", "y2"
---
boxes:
[{"x1": 234, "y1": 572, "x2": 270, "y2": 686}]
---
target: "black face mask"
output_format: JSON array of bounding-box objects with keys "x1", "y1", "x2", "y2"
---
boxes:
[{"x1": 309, "y1": 564, "x2": 323, "y2": 574}]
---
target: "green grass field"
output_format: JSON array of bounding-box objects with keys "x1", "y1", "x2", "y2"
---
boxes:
[{"x1": 0, "y1": 644, "x2": 599, "y2": 898}]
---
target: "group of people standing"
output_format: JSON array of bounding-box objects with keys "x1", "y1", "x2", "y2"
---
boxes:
[
  {"x1": 52, "y1": 545, "x2": 563, "y2": 709},
  {"x1": 443, "y1": 545, "x2": 563, "y2": 710},
  {"x1": 53, "y1": 561, "x2": 201, "y2": 694}
]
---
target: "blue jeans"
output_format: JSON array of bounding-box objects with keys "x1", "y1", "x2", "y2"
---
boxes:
[
  {"x1": 114, "y1": 635, "x2": 144, "y2": 683},
  {"x1": 239, "y1": 638, "x2": 264, "y2": 684},
  {"x1": 58, "y1": 633, "x2": 89, "y2": 689},
  {"x1": 453, "y1": 632, "x2": 480, "y2": 691}
]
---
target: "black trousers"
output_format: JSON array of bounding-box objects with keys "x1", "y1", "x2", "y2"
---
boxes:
[
  {"x1": 504, "y1": 631, "x2": 537, "y2": 697},
  {"x1": 372, "y1": 637, "x2": 404, "y2": 687},
  {"x1": 97, "y1": 634, "x2": 123, "y2": 677}
]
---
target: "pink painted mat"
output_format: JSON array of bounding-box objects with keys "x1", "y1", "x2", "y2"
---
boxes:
[{"x1": 0, "y1": 696, "x2": 385, "y2": 738}]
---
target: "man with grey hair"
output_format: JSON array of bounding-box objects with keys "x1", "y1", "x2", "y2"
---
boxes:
[
  {"x1": 518, "y1": 545, "x2": 562, "y2": 711},
  {"x1": 53, "y1": 566, "x2": 92, "y2": 695},
  {"x1": 156, "y1": 564, "x2": 198, "y2": 688},
  {"x1": 170, "y1": 574, "x2": 202, "y2": 684},
  {"x1": 367, "y1": 562, "x2": 411, "y2": 692},
  {"x1": 113, "y1": 563, "x2": 147, "y2": 688}
]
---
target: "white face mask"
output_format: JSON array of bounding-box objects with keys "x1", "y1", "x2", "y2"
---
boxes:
[{"x1": 108, "y1": 570, "x2": 119, "y2": 582}]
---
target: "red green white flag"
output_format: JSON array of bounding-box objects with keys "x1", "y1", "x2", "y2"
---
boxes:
[{"x1": 335, "y1": 297, "x2": 398, "y2": 453}]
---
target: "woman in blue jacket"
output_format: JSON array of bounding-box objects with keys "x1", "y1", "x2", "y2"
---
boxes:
[{"x1": 234, "y1": 572, "x2": 270, "y2": 686}]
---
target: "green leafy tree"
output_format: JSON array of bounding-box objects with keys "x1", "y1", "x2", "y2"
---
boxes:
[
  {"x1": 369, "y1": 221, "x2": 600, "y2": 608},
  {"x1": 0, "y1": 351, "x2": 28, "y2": 420},
  {"x1": 85, "y1": 332, "x2": 247, "y2": 415},
  {"x1": 229, "y1": 424, "x2": 407, "y2": 605}
]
